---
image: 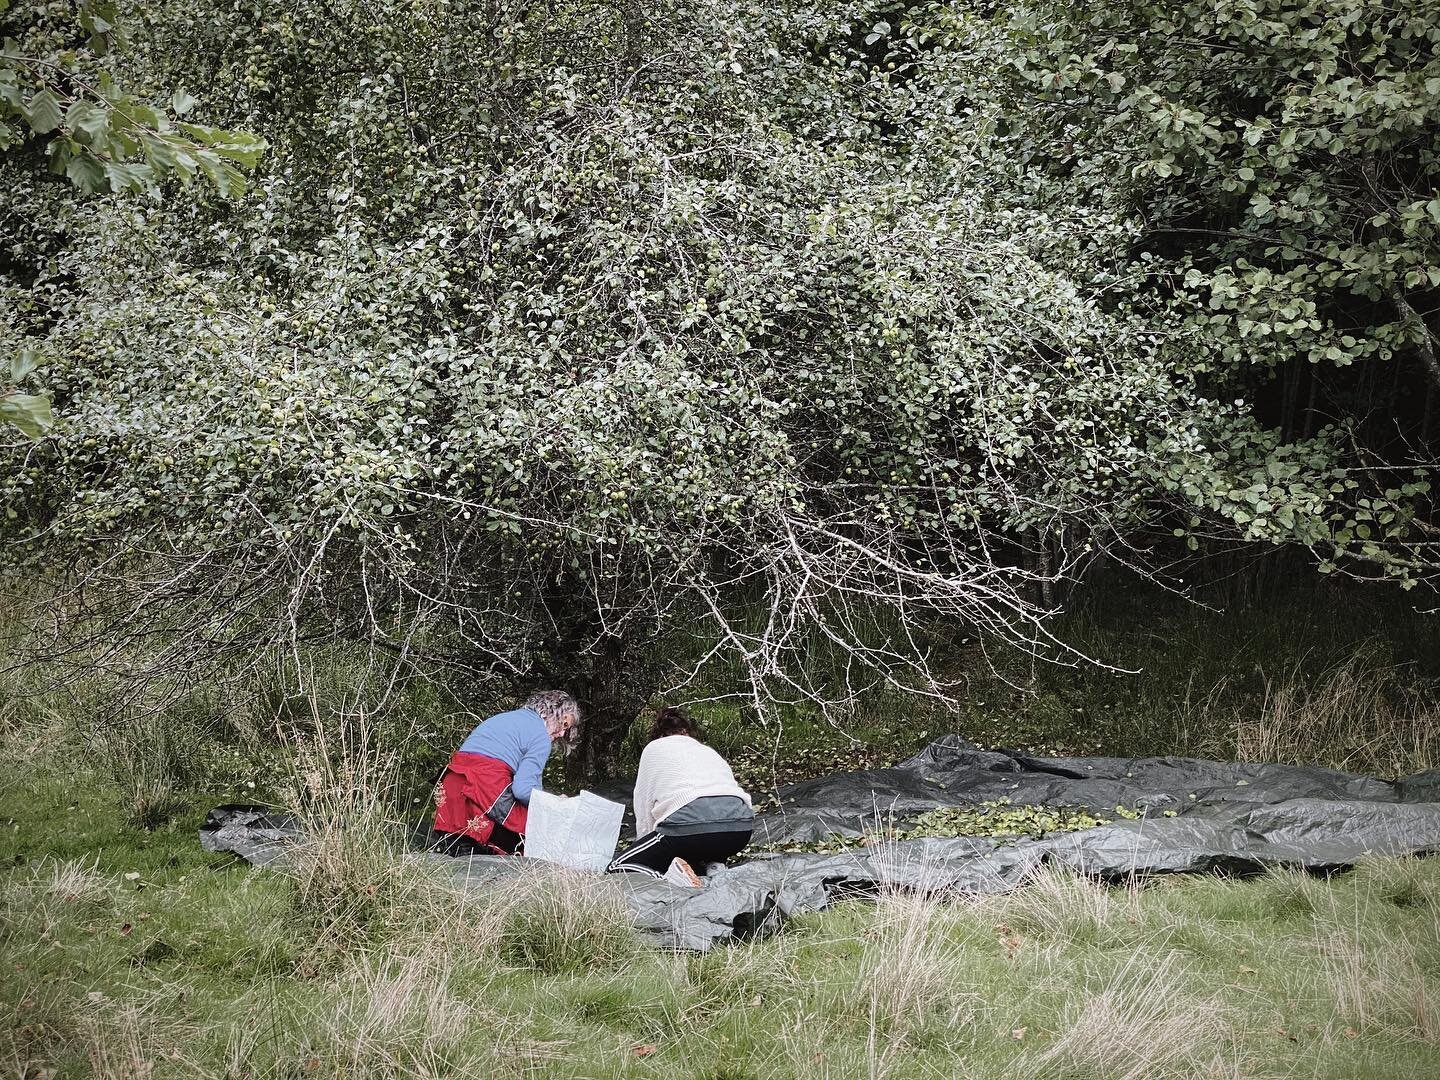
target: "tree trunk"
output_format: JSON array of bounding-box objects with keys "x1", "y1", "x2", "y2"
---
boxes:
[
  {"x1": 568, "y1": 632, "x2": 661, "y2": 783},
  {"x1": 1302, "y1": 363, "x2": 1320, "y2": 438},
  {"x1": 1423, "y1": 379, "x2": 1435, "y2": 447},
  {"x1": 1280, "y1": 358, "x2": 1300, "y2": 442},
  {"x1": 1024, "y1": 528, "x2": 1056, "y2": 609}
]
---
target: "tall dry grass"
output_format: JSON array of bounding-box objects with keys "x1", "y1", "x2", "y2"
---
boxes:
[
  {"x1": 1315, "y1": 861, "x2": 1440, "y2": 1045},
  {"x1": 0, "y1": 857, "x2": 111, "y2": 943},
  {"x1": 280, "y1": 710, "x2": 410, "y2": 955},
  {"x1": 1032, "y1": 952, "x2": 1233, "y2": 1079},
  {"x1": 978, "y1": 868, "x2": 1241, "y2": 1079},
  {"x1": 74, "y1": 990, "x2": 200, "y2": 1080},
  {"x1": 996, "y1": 864, "x2": 1144, "y2": 949},
  {"x1": 853, "y1": 886, "x2": 977, "y2": 1037},
  {"x1": 1320, "y1": 927, "x2": 1438, "y2": 1043},
  {"x1": 292, "y1": 952, "x2": 476, "y2": 1077},
  {"x1": 1232, "y1": 650, "x2": 1434, "y2": 777},
  {"x1": 1192, "y1": 647, "x2": 1439, "y2": 775}
]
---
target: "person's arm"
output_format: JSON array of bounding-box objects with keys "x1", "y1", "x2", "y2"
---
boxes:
[
  {"x1": 509, "y1": 726, "x2": 551, "y2": 805},
  {"x1": 632, "y1": 749, "x2": 657, "y2": 836}
]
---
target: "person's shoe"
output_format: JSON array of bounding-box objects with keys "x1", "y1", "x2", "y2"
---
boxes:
[
  {"x1": 703, "y1": 862, "x2": 728, "y2": 878},
  {"x1": 663, "y1": 857, "x2": 703, "y2": 888}
]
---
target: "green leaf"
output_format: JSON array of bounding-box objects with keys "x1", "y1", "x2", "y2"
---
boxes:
[
  {"x1": 179, "y1": 123, "x2": 267, "y2": 168},
  {"x1": 103, "y1": 160, "x2": 153, "y2": 193},
  {"x1": 0, "y1": 391, "x2": 53, "y2": 439},
  {"x1": 67, "y1": 100, "x2": 110, "y2": 148},
  {"x1": 24, "y1": 89, "x2": 62, "y2": 134},
  {"x1": 140, "y1": 131, "x2": 177, "y2": 168},
  {"x1": 195, "y1": 150, "x2": 246, "y2": 197},
  {"x1": 171, "y1": 89, "x2": 198, "y2": 116},
  {"x1": 9, "y1": 348, "x2": 39, "y2": 382},
  {"x1": 64, "y1": 151, "x2": 107, "y2": 192}
]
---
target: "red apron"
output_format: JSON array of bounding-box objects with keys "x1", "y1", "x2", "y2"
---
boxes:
[{"x1": 433, "y1": 751, "x2": 529, "y2": 847}]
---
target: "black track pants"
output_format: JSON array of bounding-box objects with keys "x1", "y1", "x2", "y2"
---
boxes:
[{"x1": 607, "y1": 827, "x2": 752, "y2": 878}]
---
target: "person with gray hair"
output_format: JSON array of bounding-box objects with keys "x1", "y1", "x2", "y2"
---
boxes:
[{"x1": 431, "y1": 691, "x2": 581, "y2": 856}]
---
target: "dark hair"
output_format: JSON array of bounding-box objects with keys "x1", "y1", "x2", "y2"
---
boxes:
[{"x1": 648, "y1": 706, "x2": 698, "y2": 743}]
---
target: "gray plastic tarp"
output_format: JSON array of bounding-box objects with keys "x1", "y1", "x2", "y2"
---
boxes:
[{"x1": 200, "y1": 736, "x2": 1440, "y2": 950}]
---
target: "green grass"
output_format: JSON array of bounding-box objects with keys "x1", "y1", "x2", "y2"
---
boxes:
[
  {"x1": 4, "y1": 759, "x2": 1438, "y2": 1079},
  {"x1": 5, "y1": 579, "x2": 1434, "y2": 832}
]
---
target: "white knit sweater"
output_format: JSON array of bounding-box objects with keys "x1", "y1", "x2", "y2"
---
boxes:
[{"x1": 632, "y1": 735, "x2": 752, "y2": 836}]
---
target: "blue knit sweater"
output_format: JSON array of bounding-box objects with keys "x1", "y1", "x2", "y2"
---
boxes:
[{"x1": 458, "y1": 707, "x2": 551, "y2": 804}]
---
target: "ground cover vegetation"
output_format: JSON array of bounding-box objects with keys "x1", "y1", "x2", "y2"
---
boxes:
[
  {"x1": 3, "y1": 571, "x2": 1438, "y2": 1078},
  {"x1": 1, "y1": 0, "x2": 1436, "y2": 765},
  {"x1": 3, "y1": 750, "x2": 1439, "y2": 1079}
]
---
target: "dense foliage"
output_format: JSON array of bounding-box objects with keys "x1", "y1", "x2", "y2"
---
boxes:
[
  {"x1": 2, "y1": 0, "x2": 1436, "y2": 755},
  {"x1": 1, "y1": 0, "x2": 264, "y2": 438},
  {"x1": 1, "y1": 1, "x2": 264, "y2": 194},
  {"x1": 930, "y1": 0, "x2": 1439, "y2": 575}
]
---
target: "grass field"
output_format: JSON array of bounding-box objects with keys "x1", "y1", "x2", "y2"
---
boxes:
[{"x1": 4, "y1": 759, "x2": 1438, "y2": 1079}]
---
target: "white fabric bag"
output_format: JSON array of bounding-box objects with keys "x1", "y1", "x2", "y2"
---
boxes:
[{"x1": 523, "y1": 789, "x2": 626, "y2": 872}]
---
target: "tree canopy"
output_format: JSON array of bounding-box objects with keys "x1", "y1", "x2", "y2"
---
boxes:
[{"x1": 2, "y1": 0, "x2": 1435, "y2": 756}]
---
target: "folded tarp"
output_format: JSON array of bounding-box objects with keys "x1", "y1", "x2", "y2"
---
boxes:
[{"x1": 199, "y1": 736, "x2": 1440, "y2": 950}]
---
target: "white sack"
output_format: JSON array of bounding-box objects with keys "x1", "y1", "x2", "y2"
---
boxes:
[{"x1": 524, "y1": 789, "x2": 626, "y2": 872}]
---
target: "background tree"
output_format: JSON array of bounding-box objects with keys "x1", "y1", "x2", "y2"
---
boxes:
[{"x1": 922, "y1": 0, "x2": 1438, "y2": 580}]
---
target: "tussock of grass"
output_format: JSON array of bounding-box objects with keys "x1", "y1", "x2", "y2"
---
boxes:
[
  {"x1": 278, "y1": 705, "x2": 435, "y2": 963},
  {"x1": 1320, "y1": 927, "x2": 1438, "y2": 1043},
  {"x1": 848, "y1": 887, "x2": 977, "y2": 1042},
  {"x1": 297, "y1": 952, "x2": 474, "y2": 1075},
  {"x1": 988, "y1": 865, "x2": 1144, "y2": 949},
  {"x1": 686, "y1": 927, "x2": 805, "y2": 1012},
  {"x1": 1032, "y1": 952, "x2": 1231, "y2": 1079},
  {"x1": 492, "y1": 869, "x2": 647, "y2": 975},
  {"x1": 1311, "y1": 877, "x2": 1440, "y2": 1045},
  {"x1": 1356, "y1": 856, "x2": 1438, "y2": 912},
  {"x1": 1239, "y1": 865, "x2": 1329, "y2": 925}
]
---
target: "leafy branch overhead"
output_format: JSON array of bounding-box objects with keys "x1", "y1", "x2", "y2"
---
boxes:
[
  {"x1": 0, "y1": 1, "x2": 265, "y2": 195},
  {"x1": 1, "y1": 349, "x2": 50, "y2": 440}
]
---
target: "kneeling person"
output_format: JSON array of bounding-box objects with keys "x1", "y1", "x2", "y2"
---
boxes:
[
  {"x1": 432, "y1": 691, "x2": 580, "y2": 856},
  {"x1": 609, "y1": 707, "x2": 753, "y2": 882}
]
